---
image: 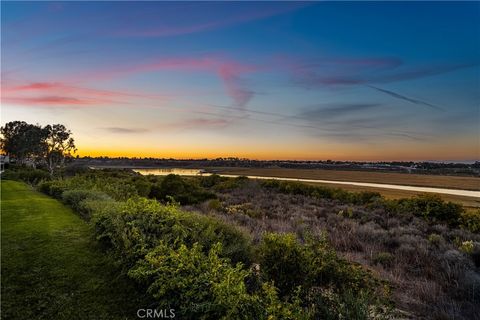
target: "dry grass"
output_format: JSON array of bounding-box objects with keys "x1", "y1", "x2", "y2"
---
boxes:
[
  {"x1": 212, "y1": 167, "x2": 480, "y2": 208},
  {"x1": 212, "y1": 167, "x2": 480, "y2": 190},
  {"x1": 186, "y1": 180, "x2": 480, "y2": 320}
]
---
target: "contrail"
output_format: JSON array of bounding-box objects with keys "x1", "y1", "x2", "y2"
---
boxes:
[{"x1": 367, "y1": 85, "x2": 444, "y2": 111}]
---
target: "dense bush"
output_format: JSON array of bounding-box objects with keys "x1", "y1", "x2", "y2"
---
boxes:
[
  {"x1": 60, "y1": 165, "x2": 90, "y2": 177},
  {"x1": 2, "y1": 166, "x2": 50, "y2": 184},
  {"x1": 261, "y1": 180, "x2": 381, "y2": 206},
  {"x1": 38, "y1": 180, "x2": 68, "y2": 198},
  {"x1": 129, "y1": 241, "x2": 313, "y2": 319},
  {"x1": 200, "y1": 174, "x2": 226, "y2": 188},
  {"x1": 149, "y1": 174, "x2": 216, "y2": 205},
  {"x1": 91, "y1": 198, "x2": 253, "y2": 265},
  {"x1": 30, "y1": 169, "x2": 395, "y2": 319},
  {"x1": 258, "y1": 233, "x2": 391, "y2": 319},
  {"x1": 200, "y1": 174, "x2": 250, "y2": 191},
  {"x1": 396, "y1": 194, "x2": 463, "y2": 226},
  {"x1": 61, "y1": 189, "x2": 112, "y2": 218},
  {"x1": 460, "y1": 210, "x2": 480, "y2": 233},
  {"x1": 38, "y1": 170, "x2": 145, "y2": 201}
]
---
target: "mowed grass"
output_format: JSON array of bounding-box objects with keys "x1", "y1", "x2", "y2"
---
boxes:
[{"x1": 1, "y1": 181, "x2": 151, "y2": 320}]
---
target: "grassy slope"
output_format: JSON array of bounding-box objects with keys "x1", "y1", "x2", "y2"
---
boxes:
[{"x1": 1, "y1": 180, "x2": 151, "y2": 320}]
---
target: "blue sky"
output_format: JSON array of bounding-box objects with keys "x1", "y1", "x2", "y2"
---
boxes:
[{"x1": 2, "y1": 1, "x2": 479, "y2": 160}]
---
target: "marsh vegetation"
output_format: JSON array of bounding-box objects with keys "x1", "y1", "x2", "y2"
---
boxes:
[{"x1": 2, "y1": 166, "x2": 479, "y2": 319}]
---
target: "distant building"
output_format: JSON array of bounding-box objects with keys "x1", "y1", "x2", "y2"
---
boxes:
[{"x1": 0, "y1": 155, "x2": 10, "y2": 173}]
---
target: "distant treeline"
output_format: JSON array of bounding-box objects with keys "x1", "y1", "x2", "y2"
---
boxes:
[{"x1": 73, "y1": 157, "x2": 480, "y2": 176}]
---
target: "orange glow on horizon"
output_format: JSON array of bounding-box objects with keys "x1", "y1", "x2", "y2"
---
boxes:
[{"x1": 78, "y1": 144, "x2": 478, "y2": 162}]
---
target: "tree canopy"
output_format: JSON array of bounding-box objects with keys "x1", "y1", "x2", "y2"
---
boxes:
[{"x1": 0, "y1": 121, "x2": 76, "y2": 174}]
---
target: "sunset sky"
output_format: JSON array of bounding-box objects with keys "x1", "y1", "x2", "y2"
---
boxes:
[{"x1": 2, "y1": 1, "x2": 479, "y2": 161}]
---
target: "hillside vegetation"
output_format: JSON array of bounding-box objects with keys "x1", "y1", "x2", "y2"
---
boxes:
[{"x1": 3, "y1": 166, "x2": 480, "y2": 319}]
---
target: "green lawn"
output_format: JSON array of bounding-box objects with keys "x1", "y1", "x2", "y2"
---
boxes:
[{"x1": 1, "y1": 180, "x2": 151, "y2": 320}]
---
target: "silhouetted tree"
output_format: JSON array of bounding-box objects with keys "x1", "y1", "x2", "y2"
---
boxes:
[
  {"x1": 0, "y1": 121, "x2": 47, "y2": 166},
  {"x1": 0, "y1": 121, "x2": 76, "y2": 174},
  {"x1": 44, "y1": 124, "x2": 76, "y2": 175}
]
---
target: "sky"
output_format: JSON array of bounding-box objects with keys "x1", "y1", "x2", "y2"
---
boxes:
[{"x1": 1, "y1": 1, "x2": 479, "y2": 161}]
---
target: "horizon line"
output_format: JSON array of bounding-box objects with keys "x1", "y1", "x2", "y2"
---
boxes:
[{"x1": 74, "y1": 155, "x2": 479, "y2": 164}]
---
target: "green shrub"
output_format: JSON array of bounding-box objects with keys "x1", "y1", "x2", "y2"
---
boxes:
[
  {"x1": 61, "y1": 189, "x2": 111, "y2": 218},
  {"x1": 460, "y1": 210, "x2": 480, "y2": 233},
  {"x1": 37, "y1": 180, "x2": 53, "y2": 194},
  {"x1": 97, "y1": 181, "x2": 139, "y2": 201},
  {"x1": 396, "y1": 194, "x2": 463, "y2": 226},
  {"x1": 207, "y1": 199, "x2": 222, "y2": 211},
  {"x1": 38, "y1": 180, "x2": 68, "y2": 198},
  {"x1": 428, "y1": 233, "x2": 443, "y2": 246},
  {"x1": 258, "y1": 233, "x2": 390, "y2": 318},
  {"x1": 257, "y1": 233, "x2": 307, "y2": 297},
  {"x1": 62, "y1": 165, "x2": 90, "y2": 177},
  {"x1": 128, "y1": 242, "x2": 253, "y2": 319},
  {"x1": 311, "y1": 288, "x2": 383, "y2": 320},
  {"x1": 131, "y1": 178, "x2": 152, "y2": 197},
  {"x1": 258, "y1": 233, "x2": 381, "y2": 297},
  {"x1": 182, "y1": 213, "x2": 253, "y2": 264},
  {"x1": 91, "y1": 198, "x2": 253, "y2": 265},
  {"x1": 34, "y1": 170, "x2": 393, "y2": 319},
  {"x1": 149, "y1": 174, "x2": 216, "y2": 205},
  {"x1": 1, "y1": 167, "x2": 50, "y2": 184},
  {"x1": 129, "y1": 242, "x2": 310, "y2": 320},
  {"x1": 357, "y1": 191, "x2": 382, "y2": 204},
  {"x1": 200, "y1": 174, "x2": 225, "y2": 188},
  {"x1": 1, "y1": 169, "x2": 20, "y2": 181},
  {"x1": 213, "y1": 176, "x2": 250, "y2": 191},
  {"x1": 261, "y1": 180, "x2": 381, "y2": 206},
  {"x1": 459, "y1": 240, "x2": 474, "y2": 254}
]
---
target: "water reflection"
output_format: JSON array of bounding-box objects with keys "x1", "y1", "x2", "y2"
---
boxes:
[{"x1": 133, "y1": 168, "x2": 206, "y2": 176}]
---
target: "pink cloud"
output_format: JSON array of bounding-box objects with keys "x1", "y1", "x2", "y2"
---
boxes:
[
  {"x1": 218, "y1": 64, "x2": 254, "y2": 109},
  {"x1": 77, "y1": 56, "x2": 260, "y2": 109},
  {"x1": 2, "y1": 96, "x2": 99, "y2": 106},
  {"x1": 2, "y1": 81, "x2": 168, "y2": 107},
  {"x1": 6, "y1": 81, "x2": 165, "y2": 98}
]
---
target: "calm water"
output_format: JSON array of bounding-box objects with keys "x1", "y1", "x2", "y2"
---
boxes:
[
  {"x1": 133, "y1": 168, "x2": 205, "y2": 176},
  {"x1": 133, "y1": 168, "x2": 480, "y2": 198}
]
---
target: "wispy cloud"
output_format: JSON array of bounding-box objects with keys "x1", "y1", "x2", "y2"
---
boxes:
[
  {"x1": 285, "y1": 56, "x2": 477, "y2": 110},
  {"x1": 2, "y1": 81, "x2": 167, "y2": 107},
  {"x1": 367, "y1": 85, "x2": 444, "y2": 111},
  {"x1": 114, "y1": 3, "x2": 307, "y2": 38},
  {"x1": 368, "y1": 63, "x2": 478, "y2": 84},
  {"x1": 2, "y1": 96, "x2": 98, "y2": 106},
  {"x1": 102, "y1": 127, "x2": 149, "y2": 134},
  {"x1": 162, "y1": 117, "x2": 231, "y2": 131},
  {"x1": 287, "y1": 57, "x2": 476, "y2": 87},
  {"x1": 300, "y1": 103, "x2": 382, "y2": 119},
  {"x1": 5, "y1": 81, "x2": 166, "y2": 99},
  {"x1": 285, "y1": 56, "x2": 404, "y2": 87}
]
